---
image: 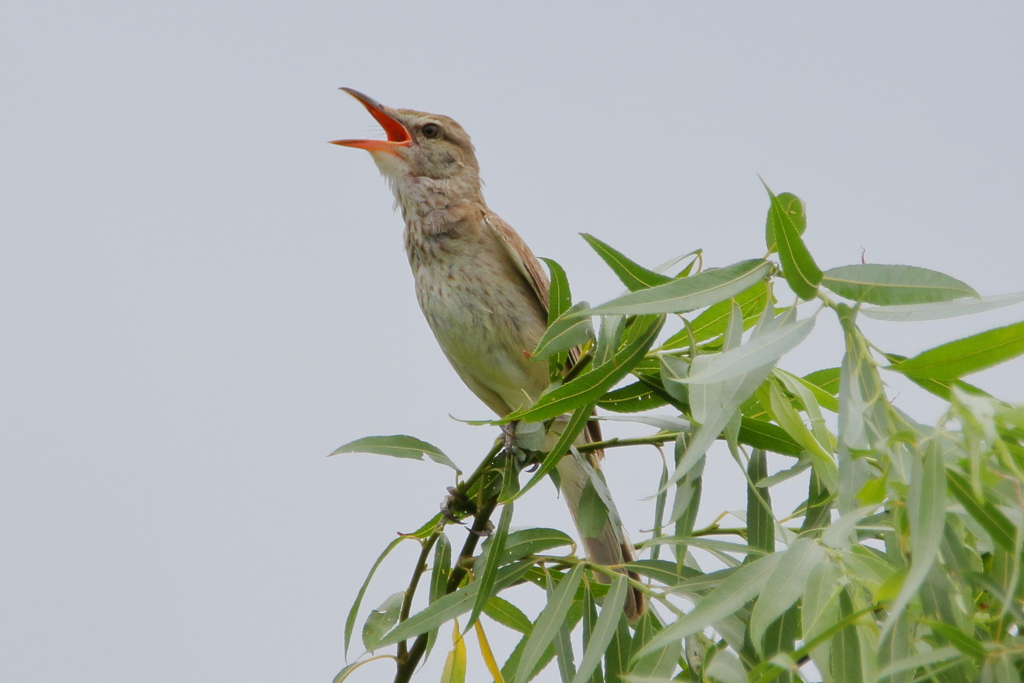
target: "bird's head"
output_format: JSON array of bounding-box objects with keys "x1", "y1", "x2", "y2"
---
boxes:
[{"x1": 331, "y1": 88, "x2": 480, "y2": 189}]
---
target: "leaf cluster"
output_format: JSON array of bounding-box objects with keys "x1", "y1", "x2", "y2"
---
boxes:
[{"x1": 333, "y1": 185, "x2": 1024, "y2": 683}]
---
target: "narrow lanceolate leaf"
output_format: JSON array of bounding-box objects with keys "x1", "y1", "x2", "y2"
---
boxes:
[
  {"x1": 330, "y1": 435, "x2": 461, "y2": 473},
  {"x1": 830, "y1": 588, "x2": 866, "y2": 683},
  {"x1": 515, "y1": 565, "x2": 586, "y2": 683},
  {"x1": 880, "y1": 435, "x2": 948, "y2": 640},
  {"x1": 670, "y1": 314, "x2": 816, "y2": 385},
  {"x1": 375, "y1": 561, "x2": 533, "y2": 649},
  {"x1": 467, "y1": 502, "x2": 514, "y2": 631},
  {"x1": 749, "y1": 539, "x2": 826, "y2": 652},
  {"x1": 875, "y1": 646, "x2": 962, "y2": 680},
  {"x1": 583, "y1": 259, "x2": 771, "y2": 317},
  {"x1": 484, "y1": 597, "x2": 534, "y2": 636},
  {"x1": 572, "y1": 575, "x2": 629, "y2": 683},
  {"x1": 738, "y1": 418, "x2": 804, "y2": 457},
  {"x1": 581, "y1": 233, "x2": 672, "y2": 291},
  {"x1": 344, "y1": 535, "x2": 407, "y2": 657},
  {"x1": 764, "y1": 186, "x2": 821, "y2": 299},
  {"x1": 541, "y1": 257, "x2": 573, "y2": 323},
  {"x1": 763, "y1": 380, "x2": 839, "y2": 493},
  {"x1": 475, "y1": 621, "x2": 506, "y2": 683},
  {"x1": 332, "y1": 655, "x2": 399, "y2": 683},
  {"x1": 533, "y1": 301, "x2": 596, "y2": 361},
  {"x1": 510, "y1": 316, "x2": 665, "y2": 423},
  {"x1": 635, "y1": 552, "x2": 783, "y2": 658},
  {"x1": 424, "y1": 533, "x2": 453, "y2": 661},
  {"x1": 922, "y1": 620, "x2": 988, "y2": 660},
  {"x1": 500, "y1": 528, "x2": 576, "y2": 564},
  {"x1": 746, "y1": 449, "x2": 774, "y2": 556},
  {"x1": 946, "y1": 469, "x2": 1016, "y2": 552},
  {"x1": 861, "y1": 290, "x2": 1024, "y2": 321},
  {"x1": 440, "y1": 620, "x2": 467, "y2": 683},
  {"x1": 362, "y1": 591, "x2": 405, "y2": 651},
  {"x1": 821, "y1": 264, "x2": 979, "y2": 305},
  {"x1": 890, "y1": 319, "x2": 1024, "y2": 381},
  {"x1": 661, "y1": 281, "x2": 769, "y2": 349}
]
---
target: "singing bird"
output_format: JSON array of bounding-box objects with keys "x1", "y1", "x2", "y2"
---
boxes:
[{"x1": 331, "y1": 89, "x2": 643, "y2": 619}]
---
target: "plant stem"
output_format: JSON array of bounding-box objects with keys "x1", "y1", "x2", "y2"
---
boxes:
[
  {"x1": 396, "y1": 531, "x2": 440, "y2": 661},
  {"x1": 578, "y1": 433, "x2": 678, "y2": 453},
  {"x1": 393, "y1": 490, "x2": 500, "y2": 683}
]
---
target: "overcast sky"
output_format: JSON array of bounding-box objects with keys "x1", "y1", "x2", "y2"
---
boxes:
[{"x1": 3, "y1": 3, "x2": 1023, "y2": 682}]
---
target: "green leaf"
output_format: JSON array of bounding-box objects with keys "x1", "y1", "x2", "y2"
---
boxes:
[
  {"x1": 671, "y1": 315, "x2": 816, "y2": 386},
  {"x1": 738, "y1": 418, "x2": 804, "y2": 457},
  {"x1": 635, "y1": 552, "x2": 782, "y2": 658},
  {"x1": 764, "y1": 186, "x2": 821, "y2": 299},
  {"x1": 533, "y1": 301, "x2": 596, "y2": 361},
  {"x1": 861, "y1": 290, "x2": 1024, "y2": 321},
  {"x1": 330, "y1": 435, "x2": 461, "y2": 474},
  {"x1": 509, "y1": 315, "x2": 665, "y2": 423},
  {"x1": 801, "y1": 559, "x2": 842, "y2": 679},
  {"x1": 705, "y1": 649, "x2": 747, "y2": 683},
  {"x1": 583, "y1": 260, "x2": 771, "y2": 317},
  {"x1": 749, "y1": 539, "x2": 826, "y2": 652},
  {"x1": 776, "y1": 367, "x2": 840, "y2": 413},
  {"x1": 764, "y1": 191, "x2": 807, "y2": 250},
  {"x1": 746, "y1": 449, "x2": 774, "y2": 555},
  {"x1": 501, "y1": 605, "x2": 582, "y2": 683},
  {"x1": 516, "y1": 564, "x2": 586, "y2": 683},
  {"x1": 875, "y1": 646, "x2": 962, "y2": 680},
  {"x1": 374, "y1": 560, "x2": 532, "y2": 649},
  {"x1": 922, "y1": 620, "x2": 988, "y2": 660},
  {"x1": 580, "y1": 233, "x2": 672, "y2": 291},
  {"x1": 890, "y1": 319, "x2": 1024, "y2": 381},
  {"x1": 629, "y1": 617, "x2": 680, "y2": 680},
  {"x1": 572, "y1": 575, "x2": 629, "y2": 683},
  {"x1": 880, "y1": 435, "x2": 948, "y2": 640},
  {"x1": 764, "y1": 380, "x2": 839, "y2": 493},
  {"x1": 548, "y1": 573, "x2": 578, "y2": 683},
  {"x1": 483, "y1": 596, "x2": 533, "y2": 635},
  {"x1": 362, "y1": 591, "x2": 404, "y2": 651},
  {"x1": 821, "y1": 264, "x2": 979, "y2": 305},
  {"x1": 344, "y1": 535, "x2": 407, "y2": 656},
  {"x1": 661, "y1": 281, "x2": 769, "y2": 349},
  {"x1": 467, "y1": 502, "x2": 514, "y2": 631},
  {"x1": 829, "y1": 588, "x2": 867, "y2": 683},
  {"x1": 424, "y1": 532, "x2": 452, "y2": 661},
  {"x1": 946, "y1": 469, "x2": 1016, "y2": 552},
  {"x1": 500, "y1": 528, "x2": 576, "y2": 564},
  {"x1": 603, "y1": 611, "x2": 632, "y2": 683},
  {"x1": 597, "y1": 381, "x2": 667, "y2": 414},
  {"x1": 624, "y1": 560, "x2": 701, "y2": 586},
  {"x1": 542, "y1": 257, "x2": 573, "y2": 323},
  {"x1": 803, "y1": 367, "x2": 841, "y2": 396}
]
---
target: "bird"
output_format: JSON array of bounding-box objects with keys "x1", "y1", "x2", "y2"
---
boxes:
[{"x1": 331, "y1": 88, "x2": 643, "y2": 620}]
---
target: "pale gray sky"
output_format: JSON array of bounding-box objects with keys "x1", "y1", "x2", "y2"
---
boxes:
[{"x1": 3, "y1": 3, "x2": 1023, "y2": 682}]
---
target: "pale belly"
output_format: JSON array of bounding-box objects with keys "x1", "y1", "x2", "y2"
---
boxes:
[{"x1": 412, "y1": 259, "x2": 549, "y2": 416}]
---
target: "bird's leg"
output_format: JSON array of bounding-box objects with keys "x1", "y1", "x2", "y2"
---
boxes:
[
  {"x1": 506, "y1": 419, "x2": 546, "y2": 471},
  {"x1": 439, "y1": 486, "x2": 469, "y2": 524}
]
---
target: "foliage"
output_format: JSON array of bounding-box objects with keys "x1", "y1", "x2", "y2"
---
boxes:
[{"x1": 332, "y1": 185, "x2": 1024, "y2": 683}]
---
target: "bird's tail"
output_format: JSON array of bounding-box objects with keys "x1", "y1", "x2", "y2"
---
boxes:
[{"x1": 552, "y1": 423, "x2": 645, "y2": 621}]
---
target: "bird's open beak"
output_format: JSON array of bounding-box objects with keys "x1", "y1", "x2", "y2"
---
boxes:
[{"x1": 330, "y1": 88, "x2": 411, "y2": 154}]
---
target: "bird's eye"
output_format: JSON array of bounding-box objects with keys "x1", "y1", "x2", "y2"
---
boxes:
[{"x1": 421, "y1": 123, "x2": 441, "y2": 138}]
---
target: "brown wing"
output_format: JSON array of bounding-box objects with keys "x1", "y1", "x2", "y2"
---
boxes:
[{"x1": 482, "y1": 212, "x2": 604, "y2": 452}]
